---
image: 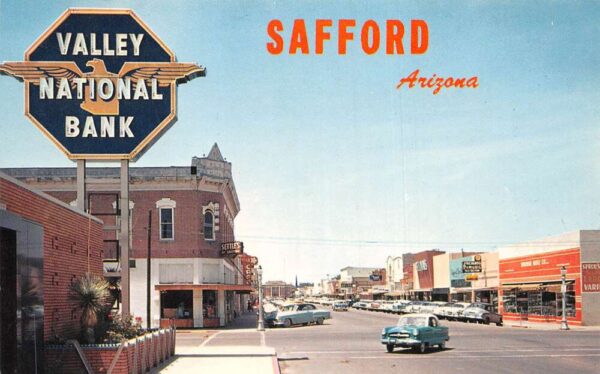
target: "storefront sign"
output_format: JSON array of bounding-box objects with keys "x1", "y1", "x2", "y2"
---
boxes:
[
  {"x1": 0, "y1": 8, "x2": 204, "y2": 160},
  {"x1": 416, "y1": 260, "x2": 428, "y2": 271},
  {"x1": 462, "y1": 261, "x2": 482, "y2": 273},
  {"x1": 582, "y1": 262, "x2": 600, "y2": 293},
  {"x1": 465, "y1": 274, "x2": 479, "y2": 281},
  {"x1": 220, "y1": 241, "x2": 244, "y2": 256}
]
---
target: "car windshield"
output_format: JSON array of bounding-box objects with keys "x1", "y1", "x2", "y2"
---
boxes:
[{"x1": 397, "y1": 316, "x2": 428, "y2": 327}]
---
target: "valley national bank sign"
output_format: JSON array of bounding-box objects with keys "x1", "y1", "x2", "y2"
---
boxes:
[{"x1": 0, "y1": 8, "x2": 205, "y2": 160}]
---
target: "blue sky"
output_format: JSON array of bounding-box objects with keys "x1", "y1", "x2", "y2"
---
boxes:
[{"x1": 1, "y1": 1, "x2": 600, "y2": 283}]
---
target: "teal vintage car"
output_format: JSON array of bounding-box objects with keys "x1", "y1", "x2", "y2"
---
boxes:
[
  {"x1": 381, "y1": 313, "x2": 449, "y2": 353},
  {"x1": 273, "y1": 303, "x2": 331, "y2": 327}
]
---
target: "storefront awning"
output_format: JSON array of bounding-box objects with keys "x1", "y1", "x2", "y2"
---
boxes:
[
  {"x1": 501, "y1": 280, "x2": 574, "y2": 291},
  {"x1": 385, "y1": 291, "x2": 405, "y2": 297},
  {"x1": 155, "y1": 284, "x2": 256, "y2": 294}
]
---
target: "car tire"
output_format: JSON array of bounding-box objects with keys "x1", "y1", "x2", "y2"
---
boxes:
[
  {"x1": 316, "y1": 317, "x2": 324, "y2": 325},
  {"x1": 496, "y1": 322, "x2": 503, "y2": 326},
  {"x1": 418, "y1": 342, "x2": 426, "y2": 353},
  {"x1": 439, "y1": 342, "x2": 445, "y2": 350},
  {"x1": 283, "y1": 319, "x2": 292, "y2": 328},
  {"x1": 483, "y1": 316, "x2": 490, "y2": 325},
  {"x1": 386, "y1": 344, "x2": 394, "y2": 353}
]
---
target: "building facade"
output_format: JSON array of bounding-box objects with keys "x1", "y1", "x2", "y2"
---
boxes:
[
  {"x1": 2, "y1": 144, "x2": 253, "y2": 329},
  {"x1": 0, "y1": 172, "x2": 104, "y2": 373},
  {"x1": 411, "y1": 250, "x2": 445, "y2": 300},
  {"x1": 498, "y1": 231, "x2": 600, "y2": 326},
  {"x1": 263, "y1": 281, "x2": 296, "y2": 299}
]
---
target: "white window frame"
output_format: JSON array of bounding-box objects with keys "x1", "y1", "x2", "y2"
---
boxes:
[{"x1": 156, "y1": 198, "x2": 176, "y2": 241}]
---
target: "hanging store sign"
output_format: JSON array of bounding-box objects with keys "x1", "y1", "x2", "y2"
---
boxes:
[
  {"x1": 462, "y1": 261, "x2": 482, "y2": 273},
  {"x1": 220, "y1": 241, "x2": 244, "y2": 256},
  {"x1": 0, "y1": 8, "x2": 204, "y2": 160},
  {"x1": 582, "y1": 262, "x2": 600, "y2": 293}
]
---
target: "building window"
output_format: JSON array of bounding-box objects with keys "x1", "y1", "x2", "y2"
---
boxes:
[
  {"x1": 204, "y1": 211, "x2": 214, "y2": 240},
  {"x1": 160, "y1": 208, "x2": 174, "y2": 240},
  {"x1": 156, "y1": 198, "x2": 176, "y2": 241}
]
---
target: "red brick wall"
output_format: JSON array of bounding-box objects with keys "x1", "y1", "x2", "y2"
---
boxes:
[
  {"x1": 0, "y1": 178, "x2": 104, "y2": 341},
  {"x1": 45, "y1": 189, "x2": 234, "y2": 259}
]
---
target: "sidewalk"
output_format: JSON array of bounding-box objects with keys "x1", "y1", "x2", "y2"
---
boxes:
[
  {"x1": 152, "y1": 312, "x2": 280, "y2": 374},
  {"x1": 507, "y1": 320, "x2": 600, "y2": 331}
]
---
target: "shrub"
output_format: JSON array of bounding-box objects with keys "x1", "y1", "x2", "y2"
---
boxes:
[{"x1": 103, "y1": 314, "x2": 145, "y2": 344}]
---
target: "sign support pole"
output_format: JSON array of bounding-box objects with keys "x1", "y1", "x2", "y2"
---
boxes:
[
  {"x1": 120, "y1": 159, "x2": 130, "y2": 317},
  {"x1": 76, "y1": 160, "x2": 87, "y2": 212}
]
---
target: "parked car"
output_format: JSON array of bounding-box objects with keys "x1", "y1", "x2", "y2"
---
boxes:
[
  {"x1": 445, "y1": 302, "x2": 471, "y2": 320},
  {"x1": 391, "y1": 300, "x2": 412, "y2": 314},
  {"x1": 378, "y1": 301, "x2": 395, "y2": 313},
  {"x1": 273, "y1": 303, "x2": 331, "y2": 327},
  {"x1": 462, "y1": 303, "x2": 503, "y2": 326},
  {"x1": 353, "y1": 301, "x2": 368, "y2": 310},
  {"x1": 381, "y1": 314, "x2": 449, "y2": 353},
  {"x1": 404, "y1": 301, "x2": 423, "y2": 313},
  {"x1": 433, "y1": 303, "x2": 455, "y2": 319},
  {"x1": 333, "y1": 301, "x2": 349, "y2": 311}
]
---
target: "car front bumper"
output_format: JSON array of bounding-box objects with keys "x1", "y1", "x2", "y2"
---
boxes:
[{"x1": 381, "y1": 337, "x2": 421, "y2": 347}]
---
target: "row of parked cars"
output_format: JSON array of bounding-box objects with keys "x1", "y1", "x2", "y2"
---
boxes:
[{"x1": 309, "y1": 298, "x2": 502, "y2": 326}]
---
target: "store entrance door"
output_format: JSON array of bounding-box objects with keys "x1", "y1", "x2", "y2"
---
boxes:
[{"x1": 0, "y1": 228, "x2": 17, "y2": 374}]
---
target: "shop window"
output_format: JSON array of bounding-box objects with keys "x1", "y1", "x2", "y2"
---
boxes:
[
  {"x1": 203, "y1": 290, "x2": 218, "y2": 319},
  {"x1": 204, "y1": 211, "x2": 214, "y2": 240},
  {"x1": 160, "y1": 290, "x2": 193, "y2": 320}
]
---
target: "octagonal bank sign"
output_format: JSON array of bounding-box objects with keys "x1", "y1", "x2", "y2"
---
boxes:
[{"x1": 0, "y1": 8, "x2": 204, "y2": 160}]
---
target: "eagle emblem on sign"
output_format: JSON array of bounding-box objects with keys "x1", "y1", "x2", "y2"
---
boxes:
[
  {"x1": 0, "y1": 8, "x2": 205, "y2": 160},
  {"x1": 0, "y1": 59, "x2": 204, "y2": 115}
]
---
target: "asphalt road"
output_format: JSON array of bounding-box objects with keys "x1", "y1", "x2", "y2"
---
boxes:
[{"x1": 205, "y1": 309, "x2": 600, "y2": 374}]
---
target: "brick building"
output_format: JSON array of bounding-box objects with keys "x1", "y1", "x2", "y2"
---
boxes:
[
  {"x1": 2, "y1": 143, "x2": 254, "y2": 329},
  {"x1": 0, "y1": 171, "x2": 104, "y2": 373}
]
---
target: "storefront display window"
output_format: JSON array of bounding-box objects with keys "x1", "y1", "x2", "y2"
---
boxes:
[
  {"x1": 160, "y1": 290, "x2": 193, "y2": 328},
  {"x1": 502, "y1": 286, "x2": 575, "y2": 317}
]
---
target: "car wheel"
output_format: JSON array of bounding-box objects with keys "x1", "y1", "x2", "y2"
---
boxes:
[
  {"x1": 496, "y1": 322, "x2": 503, "y2": 326},
  {"x1": 283, "y1": 318, "x2": 292, "y2": 328},
  {"x1": 386, "y1": 344, "x2": 394, "y2": 353},
  {"x1": 418, "y1": 342, "x2": 426, "y2": 353},
  {"x1": 439, "y1": 342, "x2": 446, "y2": 350},
  {"x1": 316, "y1": 317, "x2": 324, "y2": 325},
  {"x1": 483, "y1": 316, "x2": 490, "y2": 325}
]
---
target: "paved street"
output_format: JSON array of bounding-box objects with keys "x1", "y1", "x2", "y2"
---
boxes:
[{"x1": 195, "y1": 309, "x2": 600, "y2": 374}]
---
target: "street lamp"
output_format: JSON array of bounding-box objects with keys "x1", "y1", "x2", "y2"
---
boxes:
[
  {"x1": 257, "y1": 265, "x2": 265, "y2": 331},
  {"x1": 560, "y1": 266, "x2": 569, "y2": 331}
]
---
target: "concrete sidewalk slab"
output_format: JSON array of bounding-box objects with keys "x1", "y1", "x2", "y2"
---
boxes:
[
  {"x1": 508, "y1": 321, "x2": 600, "y2": 331},
  {"x1": 152, "y1": 346, "x2": 280, "y2": 374}
]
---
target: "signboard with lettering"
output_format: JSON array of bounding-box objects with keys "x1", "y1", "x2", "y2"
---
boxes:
[
  {"x1": 462, "y1": 261, "x2": 482, "y2": 273},
  {"x1": 220, "y1": 241, "x2": 244, "y2": 256},
  {"x1": 0, "y1": 8, "x2": 204, "y2": 160},
  {"x1": 582, "y1": 262, "x2": 600, "y2": 293},
  {"x1": 415, "y1": 260, "x2": 428, "y2": 272},
  {"x1": 465, "y1": 274, "x2": 479, "y2": 281}
]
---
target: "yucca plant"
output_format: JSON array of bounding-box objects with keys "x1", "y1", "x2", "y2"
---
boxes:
[{"x1": 70, "y1": 273, "x2": 110, "y2": 344}]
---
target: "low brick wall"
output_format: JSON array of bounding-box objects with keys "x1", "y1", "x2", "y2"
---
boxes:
[{"x1": 46, "y1": 328, "x2": 176, "y2": 374}]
